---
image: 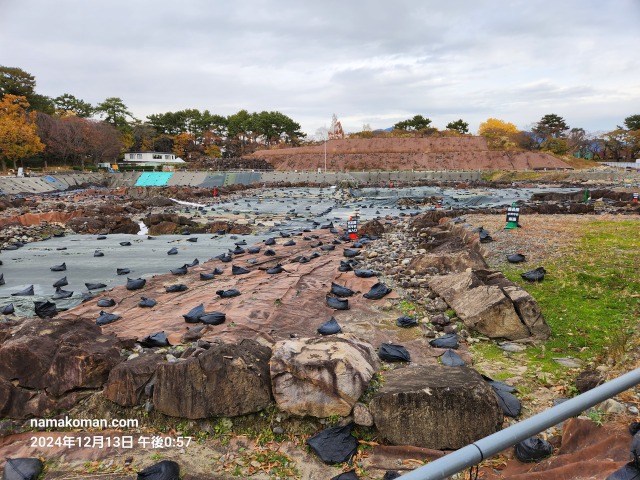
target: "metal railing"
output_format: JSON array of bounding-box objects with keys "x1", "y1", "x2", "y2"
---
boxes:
[{"x1": 399, "y1": 367, "x2": 640, "y2": 479}]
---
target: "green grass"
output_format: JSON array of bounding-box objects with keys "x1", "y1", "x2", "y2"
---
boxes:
[{"x1": 499, "y1": 220, "x2": 640, "y2": 374}]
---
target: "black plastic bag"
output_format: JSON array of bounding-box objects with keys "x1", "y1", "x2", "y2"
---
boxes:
[
  {"x1": 11, "y1": 285, "x2": 34, "y2": 296},
  {"x1": 127, "y1": 278, "x2": 146, "y2": 290},
  {"x1": 97, "y1": 235, "x2": 107, "y2": 240},
  {"x1": 331, "y1": 471, "x2": 359, "y2": 480},
  {"x1": 170, "y1": 265, "x2": 188, "y2": 275},
  {"x1": 479, "y1": 230, "x2": 493, "y2": 243},
  {"x1": 97, "y1": 310, "x2": 121, "y2": 326},
  {"x1": 343, "y1": 249, "x2": 360, "y2": 258},
  {"x1": 514, "y1": 436, "x2": 554, "y2": 463},
  {"x1": 212, "y1": 268, "x2": 224, "y2": 274},
  {"x1": 2, "y1": 457, "x2": 44, "y2": 480},
  {"x1": 430, "y1": 333, "x2": 459, "y2": 349},
  {"x1": 120, "y1": 241, "x2": 131, "y2": 246},
  {"x1": 187, "y1": 237, "x2": 198, "y2": 243},
  {"x1": 183, "y1": 304, "x2": 205, "y2": 323},
  {"x1": 216, "y1": 289, "x2": 240, "y2": 298},
  {"x1": 52, "y1": 276, "x2": 68, "y2": 288},
  {"x1": 264, "y1": 237, "x2": 276, "y2": 245},
  {"x1": 264, "y1": 249, "x2": 276, "y2": 256},
  {"x1": 607, "y1": 461, "x2": 640, "y2": 480},
  {"x1": 354, "y1": 269, "x2": 376, "y2": 278},
  {"x1": 167, "y1": 247, "x2": 178, "y2": 255},
  {"x1": 139, "y1": 297, "x2": 157, "y2": 308},
  {"x1": 216, "y1": 253, "x2": 232, "y2": 262},
  {"x1": 200, "y1": 312, "x2": 226, "y2": 325},
  {"x1": 307, "y1": 424, "x2": 358, "y2": 464},
  {"x1": 0, "y1": 273, "x2": 4, "y2": 286},
  {"x1": 94, "y1": 250, "x2": 104, "y2": 257},
  {"x1": 318, "y1": 317, "x2": 342, "y2": 335},
  {"x1": 326, "y1": 295, "x2": 349, "y2": 310},
  {"x1": 378, "y1": 343, "x2": 411, "y2": 362},
  {"x1": 363, "y1": 282, "x2": 391, "y2": 300},
  {"x1": 492, "y1": 386, "x2": 521, "y2": 417},
  {"x1": 507, "y1": 253, "x2": 526, "y2": 263},
  {"x1": 140, "y1": 331, "x2": 170, "y2": 348},
  {"x1": 1, "y1": 303, "x2": 15, "y2": 315},
  {"x1": 331, "y1": 282, "x2": 355, "y2": 297},
  {"x1": 521, "y1": 267, "x2": 546, "y2": 282},
  {"x1": 247, "y1": 246, "x2": 260, "y2": 254},
  {"x1": 321, "y1": 245, "x2": 336, "y2": 251},
  {"x1": 231, "y1": 246, "x2": 245, "y2": 255},
  {"x1": 166, "y1": 284, "x2": 188, "y2": 293},
  {"x1": 116, "y1": 268, "x2": 131, "y2": 275},
  {"x1": 200, "y1": 272, "x2": 215, "y2": 280},
  {"x1": 267, "y1": 264, "x2": 285, "y2": 274},
  {"x1": 396, "y1": 315, "x2": 417, "y2": 327},
  {"x1": 441, "y1": 349, "x2": 465, "y2": 366},
  {"x1": 34, "y1": 301, "x2": 57, "y2": 318},
  {"x1": 283, "y1": 239, "x2": 296, "y2": 246},
  {"x1": 52, "y1": 288, "x2": 73, "y2": 299},
  {"x1": 50, "y1": 262, "x2": 66, "y2": 272},
  {"x1": 383, "y1": 472, "x2": 401, "y2": 480},
  {"x1": 232, "y1": 265, "x2": 250, "y2": 275},
  {"x1": 338, "y1": 262, "x2": 353, "y2": 272},
  {"x1": 136, "y1": 460, "x2": 180, "y2": 480}
]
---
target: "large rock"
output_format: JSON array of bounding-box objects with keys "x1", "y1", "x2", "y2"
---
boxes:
[
  {"x1": 370, "y1": 365, "x2": 503, "y2": 449},
  {"x1": 427, "y1": 269, "x2": 550, "y2": 340},
  {"x1": 104, "y1": 353, "x2": 163, "y2": 406},
  {"x1": 153, "y1": 339, "x2": 272, "y2": 419},
  {"x1": 270, "y1": 334, "x2": 379, "y2": 418}
]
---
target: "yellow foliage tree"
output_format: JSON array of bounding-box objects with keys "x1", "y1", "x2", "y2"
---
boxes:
[
  {"x1": 478, "y1": 118, "x2": 519, "y2": 149},
  {"x1": 0, "y1": 95, "x2": 45, "y2": 171}
]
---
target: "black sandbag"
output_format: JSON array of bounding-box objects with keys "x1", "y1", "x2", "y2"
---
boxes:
[
  {"x1": 297, "y1": 256, "x2": 310, "y2": 264},
  {"x1": 354, "y1": 269, "x2": 376, "y2": 278},
  {"x1": 1, "y1": 303, "x2": 15, "y2": 315},
  {"x1": 126, "y1": 278, "x2": 146, "y2": 290},
  {"x1": 492, "y1": 386, "x2": 522, "y2": 417},
  {"x1": 97, "y1": 298, "x2": 116, "y2": 308},
  {"x1": 187, "y1": 237, "x2": 198, "y2": 243},
  {"x1": 429, "y1": 333, "x2": 460, "y2": 349},
  {"x1": 139, "y1": 331, "x2": 170, "y2": 348},
  {"x1": 116, "y1": 268, "x2": 131, "y2": 275},
  {"x1": 267, "y1": 264, "x2": 285, "y2": 274},
  {"x1": 96, "y1": 310, "x2": 121, "y2": 326},
  {"x1": 396, "y1": 315, "x2": 417, "y2": 327},
  {"x1": 521, "y1": 267, "x2": 546, "y2": 282},
  {"x1": 52, "y1": 287, "x2": 73, "y2": 299},
  {"x1": 34, "y1": 300, "x2": 57, "y2": 318},
  {"x1": 441, "y1": 349, "x2": 465, "y2": 366},
  {"x1": 200, "y1": 272, "x2": 215, "y2": 280},
  {"x1": 167, "y1": 247, "x2": 178, "y2": 255},
  {"x1": 81, "y1": 292, "x2": 95, "y2": 302},
  {"x1": 338, "y1": 262, "x2": 353, "y2": 272},
  {"x1": 326, "y1": 295, "x2": 349, "y2": 310},
  {"x1": 52, "y1": 276, "x2": 68, "y2": 288},
  {"x1": 212, "y1": 268, "x2": 224, "y2": 275},
  {"x1": 247, "y1": 246, "x2": 260, "y2": 254},
  {"x1": 53, "y1": 231, "x2": 65, "y2": 237},
  {"x1": 186, "y1": 258, "x2": 199, "y2": 267},
  {"x1": 606, "y1": 462, "x2": 640, "y2": 480},
  {"x1": 264, "y1": 249, "x2": 276, "y2": 256},
  {"x1": 343, "y1": 248, "x2": 360, "y2": 258},
  {"x1": 378, "y1": 343, "x2": 411, "y2": 362},
  {"x1": 331, "y1": 470, "x2": 360, "y2": 480},
  {"x1": 166, "y1": 284, "x2": 188, "y2": 293},
  {"x1": 216, "y1": 252, "x2": 232, "y2": 262},
  {"x1": 310, "y1": 252, "x2": 321, "y2": 259},
  {"x1": 97, "y1": 235, "x2": 107, "y2": 240},
  {"x1": 2, "y1": 457, "x2": 44, "y2": 480},
  {"x1": 234, "y1": 240, "x2": 247, "y2": 246},
  {"x1": 321, "y1": 245, "x2": 336, "y2": 251},
  {"x1": 136, "y1": 460, "x2": 180, "y2": 480},
  {"x1": 318, "y1": 317, "x2": 342, "y2": 335},
  {"x1": 170, "y1": 265, "x2": 188, "y2": 275},
  {"x1": 321, "y1": 222, "x2": 334, "y2": 229},
  {"x1": 11, "y1": 285, "x2": 34, "y2": 296},
  {"x1": 479, "y1": 230, "x2": 493, "y2": 243},
  {"x1": 50, "y1": 262, "x2": 66, "y2": 272},
  {"x1": 216, "y1": 289, "x2": 240, "y2": 298},
  {"x1": 232, "y1": 265, "x2": 250, "y2": 275},
  {"x1": 363, "y1": 282, "x2": 391, "y2": 300},
  {"x1": 120, "y1": 241, "x2": 131, "y2": 246},
  {"x1": 383, "y1": 472, "x2": 401, "y2": 480},
  {"x1": 283, "y1": 239, "x2": 296, "y2": 246},
  {"x1": 507, "y1": 253, "x2": 526, "y2": 263},
  {"x1": 629, "y1": 422, "x2": 640, "y2": 436},
  {"x1": 231, "y1": 246, "x2": 245, "y2": 255},
  {"x1": 0, "y1": 273, "x2": 4, "y2": 285},
  {"x1": 514, "y1": 436, "x2": 554, "y2": 463},
  {"x1": 306, "y1": 424, "x2": 358, "y2": 464},
  {"x1": 200, "y1": 311, "x2": 226, "y2": 325},
  {"x1": 94, "y1": 250, "x2": 104, "y2": 257},
  {"x1": 138, "y1": 297, "x2": 157, "y2": 308},
  {"x1": 183, "y1": 303, "x2": 205, "y2": 323},
  {"x1": 264, "y1": 237, "x2": 276, "y2": 245},
  {"x1": 331, "y1": 282, "x2": 355, "y2": 297},
  {"x1": 85, "y1": 282, "x2": 106, "y2": 290}
]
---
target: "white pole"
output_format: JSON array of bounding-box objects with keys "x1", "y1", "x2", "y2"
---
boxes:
[{"x1": 324, "y1": 137, "x2": 327, "y2": 173}]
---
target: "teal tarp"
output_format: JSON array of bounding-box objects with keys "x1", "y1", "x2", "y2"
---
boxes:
[{"x1": 134, "y1": 172, "x2": 174, "y2": 186}]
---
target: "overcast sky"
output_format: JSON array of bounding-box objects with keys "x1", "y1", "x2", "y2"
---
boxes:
[{"x1": 1, "y1": 0, "x2": 639, "y2": 137}]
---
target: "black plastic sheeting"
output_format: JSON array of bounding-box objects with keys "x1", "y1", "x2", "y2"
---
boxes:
[
  {"x1": 363, "y1": 282, "x2": 392, "y2": 300},
  {"x1": 140, "y1": 331, "x2": 170, "y2": 348},
  {"x1": 514, "y1": 436, "x2": 554, "y2": 463},
  {"x1": 521, "y1": 267, "x2": 546, "y2": 282},
  {"x1": 34, "y1": 301, "x2": 57, "y2": 318},
  {"x1": 139, "y1": 297, "x2": 157, "y2": 308},
  {"x1": 318, "y1": 317, "x2": 342, "y2": 335},
  {"x1": 136, "y1": 460, "x2": 180, "y2": 480},
  {"x1": 2, "y1": 457, "x2": 44, "y2": 480},
  {"x1": 396, "y1": 315, "x2": 417, "y2": 327},
  {"x1": 429, "y1": 333, "x2": 460, "y2": 349},
  {"x1": 331, "y1": 282, "x2": 355, "y2": 297},
  {"x1": 326, "y1": 295, "x2": 349, "y2": 310},
  {"x1": 11, "y1": 285, "x2": 34, "y2": 296},
  {"x1": 378, "y1": 343, "x2": 411, "y2": 362},
  {"x1": 440, "y1": 349, "x2": 465, "y2": 366},
  {"x1": 306, "y1": 424, "x2": 358, "y2": 464}
]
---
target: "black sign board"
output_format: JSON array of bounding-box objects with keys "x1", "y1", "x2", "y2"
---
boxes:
[
  {"x1": 506, "y1": 206, "x2": 520, "y2": 224},
  {"x1": 347, "y1": 219, "x2": 358, "y2": 234}
]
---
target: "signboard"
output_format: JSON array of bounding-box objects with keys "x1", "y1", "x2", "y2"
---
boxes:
[
  {"x1": 347, "y1": 218, "x2": 358, "y2": 234},
  {"x1": 634, "y1": 192, "x2": 639, "y2": 203},
  {"x1": 506, "y1": 206, "x2": 520, "y2": 224}
]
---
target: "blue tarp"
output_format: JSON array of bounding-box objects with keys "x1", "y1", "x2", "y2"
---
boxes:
[{"x1": 134, "y1": 172, "x2": 174, "y2": 186}]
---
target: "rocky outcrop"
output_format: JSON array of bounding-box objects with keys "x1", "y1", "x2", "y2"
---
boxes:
[
  {"x1": 66, "y1": 215, "x2": 140, "y2": 234},
  {"x1": 103, "y1": 353, "x2": 163, "y2": 406},
  {"x1": 427, "y1": 269, "x2": 550, "y2": 340},
  {"x1": 153, "y1": 339, "x2": 272, "y2": 419},
  {"x1": 369, "y1": 365, "x2": 503, "y2": 449},
  {"x1": 270, "y1": 334, "x2": 379, "y2": 417},
  {"x1": 358, "y1": 219, "x2": 386, "y2": 238},
  {"x1": 0, "y1": 318, "x2": 123, "y2": 418}
]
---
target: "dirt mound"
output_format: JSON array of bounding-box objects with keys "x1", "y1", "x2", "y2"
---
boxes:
[{"x1": 249, "y1": 137, "x2": 572, "y2": 171}]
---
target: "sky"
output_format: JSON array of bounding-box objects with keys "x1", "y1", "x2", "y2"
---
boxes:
[{"x1": 1, "y1": 0, "x2": 639, "y2": 138}]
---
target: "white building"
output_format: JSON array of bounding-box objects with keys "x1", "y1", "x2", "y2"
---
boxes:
[{"x1": 122, "y1": 152, "x2": 186, "y2": 165}]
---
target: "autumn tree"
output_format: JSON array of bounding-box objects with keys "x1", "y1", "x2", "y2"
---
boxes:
[
  {"x1": 446, "y1": 119, "x2": 469, "y2": 134},
  {"x1": 0, "y1": 66, "x2": 54, "y2": 114},
  {"x1": 0, "y1": 95, "x2": 45, "y2": 171},
  {"x1": 478, "y1": 118, "x2": 519, "y2": 149}
]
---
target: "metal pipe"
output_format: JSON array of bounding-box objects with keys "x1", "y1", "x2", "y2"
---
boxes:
[{"x1": 399, "y1": 367, "x2": 640, "y2": 480}]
